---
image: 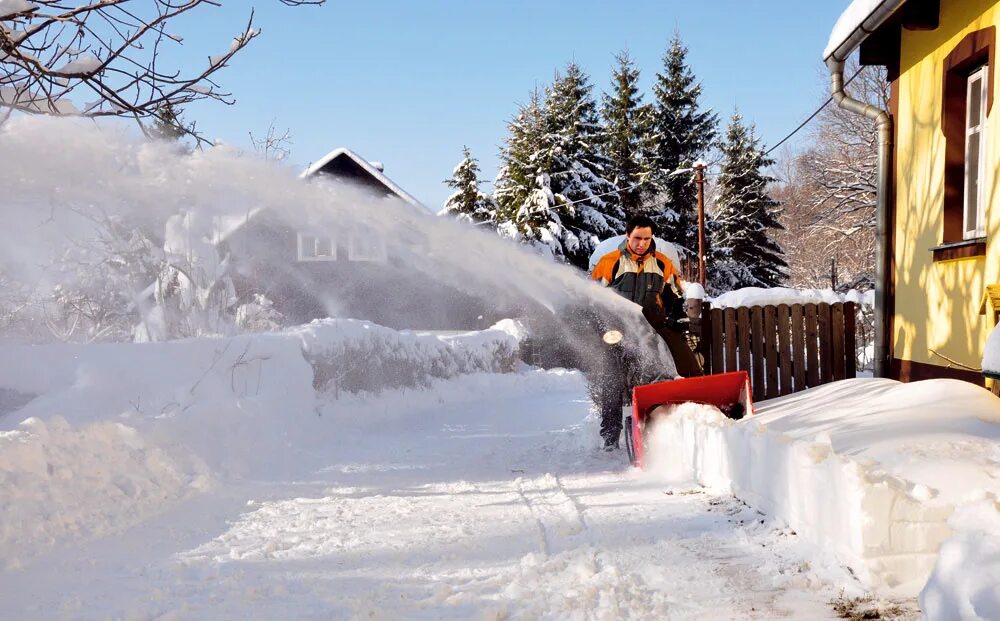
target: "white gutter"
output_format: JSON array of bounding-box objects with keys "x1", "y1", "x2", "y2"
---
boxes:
[{"x1": 824, "y1": 0, "x2": 908, "y2": 61}]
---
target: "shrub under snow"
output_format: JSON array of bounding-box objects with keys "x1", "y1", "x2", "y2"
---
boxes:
[{"x1": 292, "y1": 318, "x2": 525, "y2": 395}]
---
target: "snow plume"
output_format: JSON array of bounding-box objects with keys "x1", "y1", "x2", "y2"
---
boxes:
[{"x1": 0, "y1": 116, "x2": 674, "y2": 374}]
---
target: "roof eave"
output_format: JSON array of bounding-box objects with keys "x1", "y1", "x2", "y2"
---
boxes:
[
  {"x1": 824, "y1": 0, "x2": 908, "y2": 62},
  {"x1": 301, "y1": 148, "x2": 430, "y2": 213}
]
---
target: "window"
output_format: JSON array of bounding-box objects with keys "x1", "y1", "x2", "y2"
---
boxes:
[
  {"x1": 348, "y1": 230, "x2": 387, "y2": 262},
  {"x1": 964, "y1": 66, "x2": 988, "y2": 239},
  {"x1": 939, "y1": 26, "x2": 994, "y2": 252},
  {"x1": 297, "y1": 233, "x2": 336, "y2": 261}
]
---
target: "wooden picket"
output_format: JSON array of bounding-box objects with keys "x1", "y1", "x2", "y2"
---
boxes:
[{"x1": 696, "y1": 301, "x2": 858, "y2": 399}]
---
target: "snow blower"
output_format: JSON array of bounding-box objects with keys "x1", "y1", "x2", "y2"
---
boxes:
[{"x1": 625, "y1": 370, "x2": 753, "y2": 468}]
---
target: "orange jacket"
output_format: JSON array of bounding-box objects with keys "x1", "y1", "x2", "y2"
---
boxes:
[{"x1": 591, "y1": 240, "x2": 683, "y2": 310}]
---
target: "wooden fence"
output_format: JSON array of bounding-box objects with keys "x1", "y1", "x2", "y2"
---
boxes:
[{"x1": 696, "y1": 301, "x2": 858, "y2": 401}]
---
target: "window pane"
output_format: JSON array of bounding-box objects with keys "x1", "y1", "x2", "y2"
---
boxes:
[
  {"x1": 965, "y1": 131, "x2": 980, "y2": 233},
  {"x1": 301, "y1": 235, "x2": 316, "y2": 258},
  {"x1": 316, "y1": 237, "x2": 332, "y2": 257},
  {"x1": 969, "y1": 75, "x2": 983, "y2": 128}
]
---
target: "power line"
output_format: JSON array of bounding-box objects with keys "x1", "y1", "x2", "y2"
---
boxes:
[{"x1": 764, "y1": 66, "x2": 865, "y2": 157}]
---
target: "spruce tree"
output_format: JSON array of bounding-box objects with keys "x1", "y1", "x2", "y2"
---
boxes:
[
  {"x1": 645, "y1": 35, "x2": 718, "y2": 252},
  {"x1": 601, "y1": 50, "x2": 646, "y2": 221},
  {"x1": 710, "y1": 112, "x2": 788, "y2": 291},
  {"x1": 493, "y1": 91, "x2": 575, "y2": 261},
  {"x1": 439, "y1": 146, "x2": 496, "y2": 227},
  {"x1": 540, "y1": 62, "x2": 623, "y2": 269}
]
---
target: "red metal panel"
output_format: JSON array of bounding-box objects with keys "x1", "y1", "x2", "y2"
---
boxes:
[{"x1": 630, "y1": 371, "x2": 754, "y2": 468}]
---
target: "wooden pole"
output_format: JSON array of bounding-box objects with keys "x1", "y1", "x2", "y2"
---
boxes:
[{"x1": 696, "y1": 164, "x2": 707, "y2": 286}]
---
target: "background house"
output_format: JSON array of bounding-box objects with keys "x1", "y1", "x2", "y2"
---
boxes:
[
  {"x1": 221, "y1": 148, "x2": 493, "y2": 330},
  {"x1": 828, "y1": 0, "x2": 999, "y2": 389}
]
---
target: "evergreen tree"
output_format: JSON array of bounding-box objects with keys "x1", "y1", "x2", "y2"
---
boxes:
[
  {"x1": 601, "y1": 50, "x2": 646, "y2": 221},
  {"x1": 645, "y1": 35, "x2": 718, "y2": 252},
  {"x1": 540, "y1": 62, "x2": 624, "y2": 269},
  {"x1": 710, "y1": 112, "x2": 787, "y2": 291},
  {"x1": 439, "y1": 146, "x2": 496, "y2": 227},
  {"x1": 493, "y1": 91, "x2": 575, "y2": 261}
]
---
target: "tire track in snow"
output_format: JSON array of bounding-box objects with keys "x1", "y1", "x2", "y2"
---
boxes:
[{"x1": 514, "y1": 473, "x2": 586, "y2": 556}]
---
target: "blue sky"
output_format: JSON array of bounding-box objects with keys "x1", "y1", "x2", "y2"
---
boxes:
[{"x1": 173, "y1": 1, "x2": 851, "y2": 210}]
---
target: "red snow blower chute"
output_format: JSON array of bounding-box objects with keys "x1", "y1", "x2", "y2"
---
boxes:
[{"x1": 625, "y1": 371, "x2": 754, "y2": 468}]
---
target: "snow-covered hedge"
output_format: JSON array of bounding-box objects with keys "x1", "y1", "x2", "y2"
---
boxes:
[
  {"x1": 292, "y1": 318, "x2": 524, "y2": 395},
  {"x1": 645, "y1": 377, "x2": 1000, "y2": 604}
]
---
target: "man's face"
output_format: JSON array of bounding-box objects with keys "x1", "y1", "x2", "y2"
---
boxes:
[{"x1": 626, "y1": 226, "x2": 653, "y2": 256}]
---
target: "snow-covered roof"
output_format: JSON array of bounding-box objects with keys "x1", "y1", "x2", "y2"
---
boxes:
[
  {"x1": 824, "y1": 0, "x2": 908, "y2": 61},
  {"x1": 301, "y1": 147, "x2": 427, "y2": 212}
]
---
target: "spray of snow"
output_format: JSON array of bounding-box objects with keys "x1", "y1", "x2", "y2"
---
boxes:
[{"x1": 0, "y1": 116, "x2": 675, "y2": 373}]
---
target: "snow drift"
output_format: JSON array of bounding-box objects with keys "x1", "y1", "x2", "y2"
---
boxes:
[
  {"x1": 645, "y1": 377, "x2": 1000, "y2": 604},
  {"x1": 0, "y1": 319, "x2": 526, "y2": 565}
]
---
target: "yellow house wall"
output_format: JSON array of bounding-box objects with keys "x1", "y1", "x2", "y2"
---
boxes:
[{"x1": 894, "y1": 0, "x2": 1000, "y2": 372}]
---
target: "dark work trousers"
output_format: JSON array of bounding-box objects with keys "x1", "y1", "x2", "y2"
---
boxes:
[
  {"x1": 656, "y1": 326, "x2": 704, "y2": 378},
  {"x1": 597, "y1": 343, "x2": 627, "y2": 444}
]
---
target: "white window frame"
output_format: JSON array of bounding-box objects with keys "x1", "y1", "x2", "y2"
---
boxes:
[
  {"x1": 963, "y1": 65, "x2": 988, "y2": 239},
  {"x1": 297, "y1": 233, "x2": 337, "y2": 262},
  {"x1": 348, "y1": 231, "x2": 387, "y2": 263}
]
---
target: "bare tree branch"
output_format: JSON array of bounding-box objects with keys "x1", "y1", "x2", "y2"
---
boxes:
[{"x1": 0, "y1": 0, "x2": 324, "y2": 141}]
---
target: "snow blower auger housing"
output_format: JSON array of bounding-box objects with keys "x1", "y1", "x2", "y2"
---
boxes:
[{"x1": 625, "y1": 371, "x2": 754, "y2": 468}]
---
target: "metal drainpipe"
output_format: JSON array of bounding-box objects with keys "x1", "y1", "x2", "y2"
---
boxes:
[{"x1": 826, "y1": 57, "x2": 893, "y2": 378}]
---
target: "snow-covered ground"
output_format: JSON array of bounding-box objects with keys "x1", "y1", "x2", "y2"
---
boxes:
[
  {"x1": 650, "y1": 378, "x2": 1000, "y2": 618},
  {"x1": 0, "y1": 323, "x2": 914, "y2": 620}
]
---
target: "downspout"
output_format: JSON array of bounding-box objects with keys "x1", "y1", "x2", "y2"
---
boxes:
[{"x1": 826, "y1": 57, "x2": 893, "y2": 378}]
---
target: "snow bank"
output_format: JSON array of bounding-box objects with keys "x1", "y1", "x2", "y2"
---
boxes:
[
  {"x1": 0, "y1": 320, "x2": 526, "y2": 562},
  {"x1": 984, "y1": 323, "x2": 1000, "y2": 375},
  {"x1": 0, "y1": 416, "x2": 209, "y2": 568},
  {"x1": 291, "y1": 318, "x2": 522, "y2": 395},
  {"x1": 645, "y1": 377, "x2": 1000, "y2": 599},
  {"x1": 920, "y1": 500, "x2": 1000, "y2": 619},
  {"x1": 710, "y1": 286, "x2": 871, "y2": 309}
]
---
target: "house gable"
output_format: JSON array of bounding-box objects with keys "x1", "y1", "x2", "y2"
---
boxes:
[{"x1": 300, "y1": 148, "x2": 428, "y2": 213}]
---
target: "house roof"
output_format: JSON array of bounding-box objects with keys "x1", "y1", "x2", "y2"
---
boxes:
[
  {"x1": 301, "y1": 148, "x2": 428, "y2": 212},
  {"x1": 824, "y1": 0, "x2": 908, "y2": 61}
]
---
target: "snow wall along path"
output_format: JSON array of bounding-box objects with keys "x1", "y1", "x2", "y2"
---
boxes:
[
  {"x1": 647, "y1": 377, "x2": 1000, "y2": 603},
  {"x1": 0, "y1": 319, "x2": 523, "y2": 567}
]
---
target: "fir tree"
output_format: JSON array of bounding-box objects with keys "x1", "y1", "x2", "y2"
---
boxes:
[
  {"x1": 439, "y1": 146, "x2": 496, "y2": 227},
  {"x1": 493, "y1": 91, "x2": 575, "y2": 261},
  {"x1": 710, "y1": 112, "x2": 787, "y2": 291},
  {"x1": 540, "y1": 62, "x2": 623, "y2": 269},
  {"x1": 645, "y1": 35, "x2": 718, "y2": 252},
  {"x1": 601, "y1": 50, "x2": 646, "y2": 221}
]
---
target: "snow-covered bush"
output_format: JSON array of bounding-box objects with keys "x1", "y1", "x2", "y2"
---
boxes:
[
  {"x1": 293, "y1": 319, "x2": 523, "y2": 395},
  {"x1": 236, "y1": 294, "x2": 284, "y2": 333}
]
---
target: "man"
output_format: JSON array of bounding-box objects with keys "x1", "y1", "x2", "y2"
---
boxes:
[{"x1": 590, "y1": 214, "x2": 702, "y2": 450}]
